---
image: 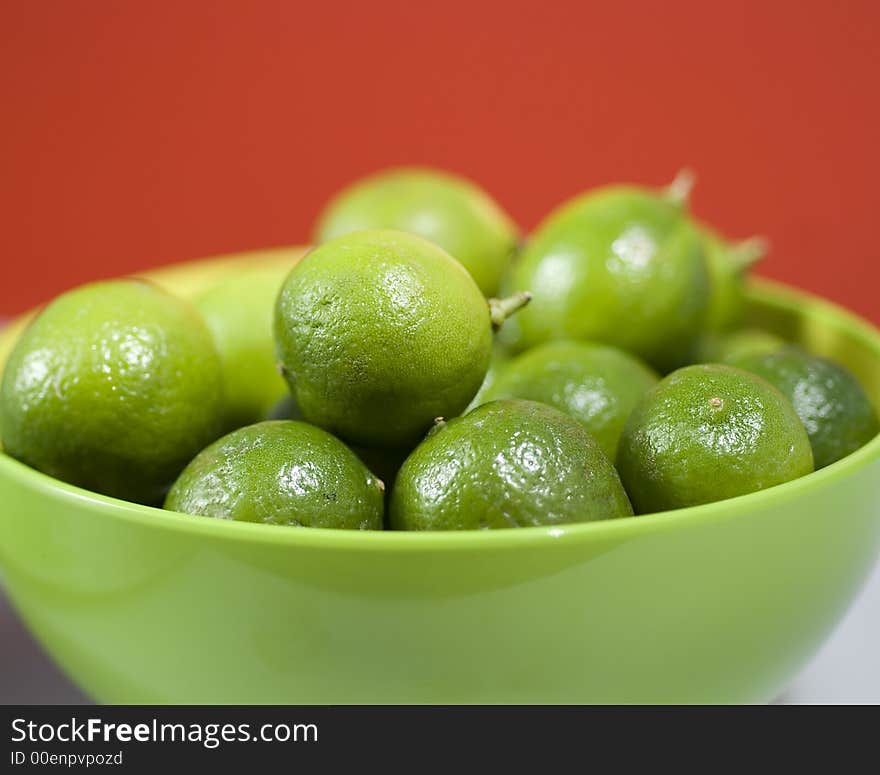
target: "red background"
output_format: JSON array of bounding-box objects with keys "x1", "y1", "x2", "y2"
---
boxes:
[{"x1": 1, "y1": 1, "x2": 878, "y2": 321}]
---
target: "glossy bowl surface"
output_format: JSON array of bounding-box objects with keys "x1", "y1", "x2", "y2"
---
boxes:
[{"x1": 1, "y1": 249, "x2": 879, "y2": 704}]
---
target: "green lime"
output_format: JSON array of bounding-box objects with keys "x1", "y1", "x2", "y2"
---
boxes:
[
  {"x1": 165, "y1": 420, "x2": 384, "y2": 529},
  {"x1": 506, "y1": 174, "x2": 708, "y2": 370},
  {"x1": 274, "y1": 229, "x2": 529, "y2": 448},
  {"x1": 390, "y1": 399, "x2": 633, "y2": 530},
  {"x1": 0, "y1": 279, "x2": 224, "y2": 504},
  {"x1": 315, "y1": 167, "x2": 519, "y2": 296},
  {"x1": 694, "y1": 328, "x2": 786, "y2": 367},
  {"x1": 617, "y1": 364, "x2": 814, "y2": 513},
  {"x1": 482, "y1": 340, "x2": 658, "y2": 459},
  {"x1": 698, "y1": 225, "x2": 766, "y2": 332},
  {"x1": 197, "y1": 265, "x2": 292, "y2": 430},
  {"x1": 735, "y1": 347, "x2": 880, "y2": 468}
]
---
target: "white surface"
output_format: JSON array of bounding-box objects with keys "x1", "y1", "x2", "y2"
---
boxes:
[{"x1": 1, "y1": 559, "x2": 879, "y2": 704}]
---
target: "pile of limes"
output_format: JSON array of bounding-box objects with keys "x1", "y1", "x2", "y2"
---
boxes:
[{"x1": 2, "y1": 167, "x2": 877, "y2": 530}]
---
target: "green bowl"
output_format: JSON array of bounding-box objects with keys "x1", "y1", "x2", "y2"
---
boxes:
[{"x1": 1, "y1": 251, "x2": 879, "y2": 704}]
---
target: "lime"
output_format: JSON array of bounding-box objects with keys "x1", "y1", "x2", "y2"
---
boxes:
[
  {"x1": 390, "y1": 399, "x2": 633, "y2": 530},
  {"x1": 482, "y1": 340, "x2": 658, "y2": 459},
  {"x1": 274, "y1": 229, "x2": 529, "y2": 448},
  {"x1": 165, "y1": 421, "x2": 384, "y2": 529},
  {"x1": 315, "y1": 167, "x2": 519, "y2": 297},
  {"x1": 506, "y1": 174, "x2": 708, "y2": 370},
  {"x1": 617, "y1": 364, "x2": 814, "y2": 512},
  {"x1": 698, "y1": 226, "x2": 766, "y2": 332},
  {"x1": 736, "y1": 347, "x2": 880, "y2": 468},
  {"x1": 197, "y1": 265, "x2": 292, "y2": 430},
  {"x1": 0, "y1": 279, "x2": 224, "y2": 504}
]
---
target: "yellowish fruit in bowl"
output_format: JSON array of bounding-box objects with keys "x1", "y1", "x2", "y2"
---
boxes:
[{"x1": 0, "y1": 252, "x2": 879, "y2": 703}]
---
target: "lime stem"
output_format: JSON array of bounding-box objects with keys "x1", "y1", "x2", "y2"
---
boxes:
[
  {"x1": 729, "y1": 236, "x2": 769, "y2": 273},
  {"x1": 489, "y1": 291, "x2": 532, "y2": 331},
  {"x1": 666, "y1": 168, "x2": 697, "y2": 206}
]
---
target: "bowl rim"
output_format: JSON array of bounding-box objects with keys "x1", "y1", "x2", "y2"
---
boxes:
[{"x1": 2, "y1": 264, "x2": 879, "y2": 552}]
